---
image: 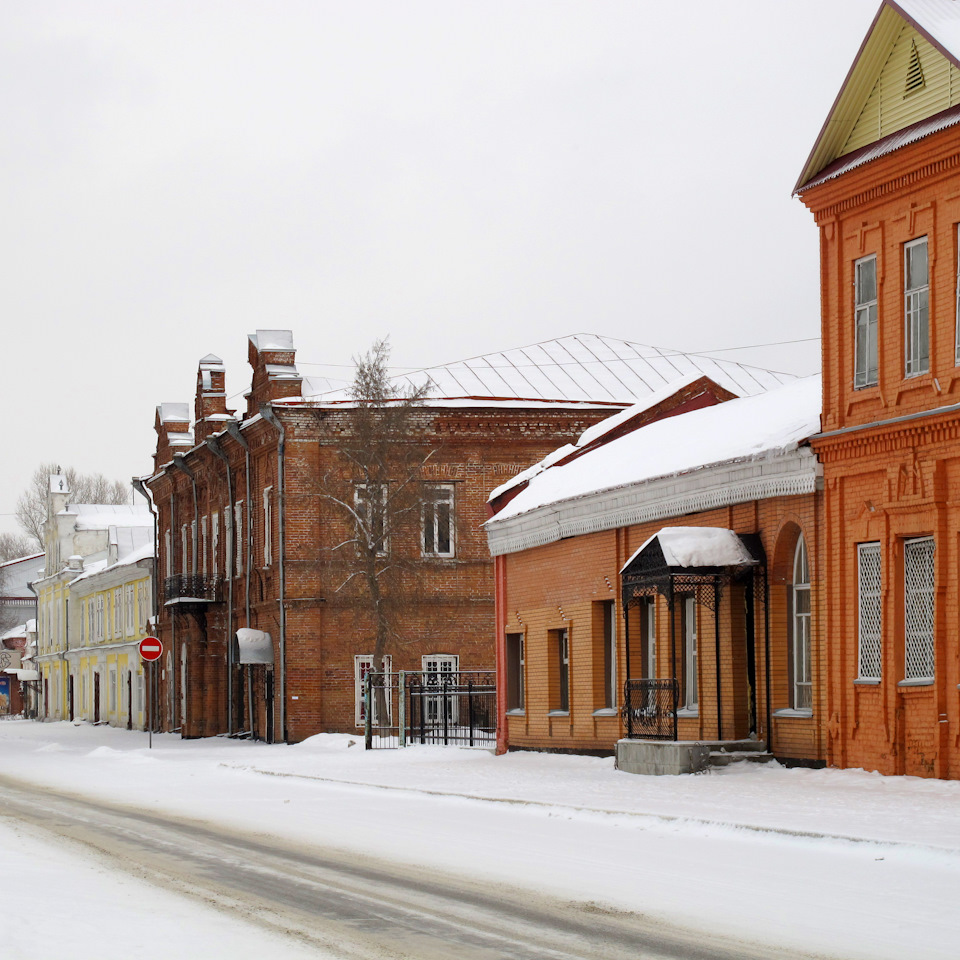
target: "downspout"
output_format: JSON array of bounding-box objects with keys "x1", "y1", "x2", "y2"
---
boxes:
[
  {"x1": 764, "y1": 567, "x2": 772, "y2": 752},
  {"x1": 169, "y1": 491, "x2": 177, "y2": 732},
  {"x1": 226, "y1": 420, "x2": 254, "y2": 739},
  {"x1": 224, "y1": 421, "x2": 252, "y2": 630},
  {"x1": 259, "y1": 403, "x2": 287, "y2": 743},
  {"x1": 172, "y1": 454, "x2": 199, "y2": 735},
  {"x1": 208, "y1": 436, "x2": 235, "y2": 735},
  {"x1": 27, "y1": 579, "x2": 40, "y2": 719},
  {"x1": 131, "y1": 477, "x2": 159, "y2": 633},
  {"x1": 715, "y1": 576, "x2": 723, "y2": 741}
]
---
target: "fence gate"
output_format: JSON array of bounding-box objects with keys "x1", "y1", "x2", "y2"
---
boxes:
[{"x1": 364, "y1": 670, "x2": 496, "y2": 749}]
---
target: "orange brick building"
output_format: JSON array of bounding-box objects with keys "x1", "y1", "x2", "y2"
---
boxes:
[
  {"x1": 146, "y1": 332, "x2": 790, "y2": 742},
  {"x1": 797, "y1": 0, "x2": 960, "y2": 778},
  {"x1": 485, "y1": 376, "x2": 826, "y2": 765}
]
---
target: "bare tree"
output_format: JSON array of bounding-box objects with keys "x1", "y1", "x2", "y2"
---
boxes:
[
  {"x1": 15, "y1": 463, "x2": 130, "y2": 546},
  {"x1": 0, "y1": 532, "x2": 36, "y2": 563},
  {"x1": 316, "y1": 339, "x2": 440, "y2": 674}
]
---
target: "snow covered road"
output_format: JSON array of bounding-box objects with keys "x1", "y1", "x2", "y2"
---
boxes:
[{"x1": 1, "y1": 719, "x2": 958, "y2": 959}]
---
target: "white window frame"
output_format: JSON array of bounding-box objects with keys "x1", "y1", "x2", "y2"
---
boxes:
[
  {"x1": 792, "y1": 537, "x2": 812, "y2": 711},
  {"x1": 200, "y1": 515, "x2": 208, "y2": 577},
  {"x1": 164, "y1": 529, "x2": 172, "y2": 578},
  {"x1": 211, "y1": 512, "x2": 220, "y2": 579},
  {"x1": 233, "y1": 502, "x2": 243, "y2": 578},
  {"x1": 854, "y1": 254, "x2": 879, "y2": 389},
  {"x1": 422, "y1": 484, "x2": 455, "y2": 557},
  {"x1": 109, "y1": 667, "x2": 117, "y2": 712},
  {"x1": 191, "y1": 519, "x2": 198, "y2": 575},
  {"x1": 857, "y1": 542, "x2": 882, "y2": 680},
  {"x1": 505, "y1": 633, "x2": 525, "y2": 712},
  {"x1": 125, "y1": 584, "x2": 135, "y2": 635},
  {"x1": 904, "y1": 237, "x2": 930, "y2": 377},
  {"x1": 263, "y1": 487, "x2": 273, "y2": 568},
  {"x1": 95, "y1": 596, "x2": 104, "y2": 642},
  {"x1": 904, "y1": 536, "x2": 935, "y2": 681},
  {"x1": 354, "y1": 654, "x2": 393, "y2": 726},
  {"x1": 422, "y1": 653, "x2": 459, "y2": 724},
  {"x1": 355, "y1": 484, "x2": 388, "y2": 557},
  {"x1": 181, "y1": 524, "x2": 189, "y2": 576}
]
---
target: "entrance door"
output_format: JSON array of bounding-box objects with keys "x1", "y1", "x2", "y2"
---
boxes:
[
  {"x1": 127, "y1": 672, "x2": 133, "y2": 730},
  {"x1": 93, "y1": 672, "x2": 101, "y2": 724},
  {"x1": 68, "y1": 675, "x2": 74, "y2": 721}
]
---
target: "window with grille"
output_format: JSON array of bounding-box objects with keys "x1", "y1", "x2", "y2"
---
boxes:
[
  {"x1": 683, "y1": 596, "x2": 698, "y2": 711},
  {"x1": 792, "y1": 537, "x2": 812, "y2": 710},
  {"x1": 904, "y1": 238, "x2": 929, "y2": 377},
  {"x1": 234, "y1": 502, "x2": 243, "y2": 577},
  {"x1": 904, "y1": 537, "x2": 935, "y2": 681},
  {"x1": 354, "y1": 654, "x2": 393, "y2": 726},
  {"x1": 422, "y1": 484, "x2": 454, "y2": 557},
  {"x1": 956, "y1": 224, "x2": 960, "y2": 366},
  {"x1": 855, "y1": 255, "x2": 878, "y2": 388},
  {"x1": 858, "y1": 543, "x2": 882, "y2": 680}
]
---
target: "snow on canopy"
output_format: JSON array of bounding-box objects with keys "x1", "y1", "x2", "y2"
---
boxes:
[
  {"x1": 622, "y1": 527, "x2": 756, "y2": 574},
  {"x1": 303, "y1": 334, "x2": 794, "y2": 406},
  {"x1": 488, "y1": 375, "x2": 822, "y2": 524}
]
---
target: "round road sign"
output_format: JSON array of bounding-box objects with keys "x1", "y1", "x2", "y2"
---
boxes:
[{"x1": 139, "y1": 636, "x2": 163, "y2": 662}]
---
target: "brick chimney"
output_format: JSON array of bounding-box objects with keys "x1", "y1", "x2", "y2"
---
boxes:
[
  {"x1": 194, "y1": 354, "x2": 235, "y2": 443},
  {"x1": 153, "y1": 403, "x2": 194, "y2": 471},
  {"x1": 245, "y1": 330, "x2": 302, "y2": 418}
]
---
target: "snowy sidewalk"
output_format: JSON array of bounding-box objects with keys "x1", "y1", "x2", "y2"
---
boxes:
[{"x1": 2, "y1": 719, "x2": 959, "y2": 960}]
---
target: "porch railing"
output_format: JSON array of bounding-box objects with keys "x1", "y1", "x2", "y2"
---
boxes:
[{"x1": 622, "y1": 678, "x2": 679, "y2": 741}]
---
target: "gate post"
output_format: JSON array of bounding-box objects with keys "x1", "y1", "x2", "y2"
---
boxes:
[
  {"x1": 398, "y1": 671, "x2": 406, "y2": 748},
  {"x1": 364, "y1": 672, "x2": 372, "y2": 750}
]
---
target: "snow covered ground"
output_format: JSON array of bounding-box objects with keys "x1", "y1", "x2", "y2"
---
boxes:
[{"x1": 2, "y1": 718, "x2": 959, "y2": 959}]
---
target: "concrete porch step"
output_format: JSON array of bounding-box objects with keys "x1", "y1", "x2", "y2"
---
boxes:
[{"x1": 708, "y1": 749, "x2": 775, "y2": 767}]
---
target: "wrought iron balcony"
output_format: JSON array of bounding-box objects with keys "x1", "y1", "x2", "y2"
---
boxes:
[{"x1": 163, "y1": 574, "x2": 222, "y2": 605}]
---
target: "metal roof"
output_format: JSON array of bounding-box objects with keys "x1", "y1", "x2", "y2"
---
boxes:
[{"x1": 305, "y1": 334, "x2": 794, "y2": 406}]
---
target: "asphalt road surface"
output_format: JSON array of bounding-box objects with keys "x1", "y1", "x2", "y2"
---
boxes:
[{"x1": 0, "y1": 774, "x2": 824, "y2": 960}]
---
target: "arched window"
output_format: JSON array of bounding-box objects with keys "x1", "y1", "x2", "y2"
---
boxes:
[{"x1": 792, "y1": 536, "x2": 812, "y2": 710}]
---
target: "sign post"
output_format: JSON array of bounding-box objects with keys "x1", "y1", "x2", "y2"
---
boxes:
[{"x1": 139, "y1": 637, "x2": 163, "y2": 749}]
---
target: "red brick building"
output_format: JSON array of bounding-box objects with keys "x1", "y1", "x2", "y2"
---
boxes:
[
  {"x1": 797, "y1": 0, "x2": 960, "y2": 778},
  {"x1": 485, "y1": 376, "x2": 824, "y2": 765},
  {"x1": 146, "y1": 332, "x2": 793, "y2": 742}
]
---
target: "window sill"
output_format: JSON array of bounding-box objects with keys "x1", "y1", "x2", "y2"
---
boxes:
[
  {"x1": 772, "y1": 708, "x2": 813, "y2": 718},
  {"x1": 676, "y1": 708, "x2": 699, "y2": 718},
  {"x1": 592, "y1": 708, "x2": 617, "y2": 717},
  {"x1": 854, "y1": 678, "x2": 881, "y2": 686},
  {"x1": 898, "y1": 678, "x2": 934, "y2": 687},
  {"x1": 505, "y1": 708, "x2": 525, "y2": 716},
  {"x1": 547, "y1": 710, "x2": 569, "y2": 717}
]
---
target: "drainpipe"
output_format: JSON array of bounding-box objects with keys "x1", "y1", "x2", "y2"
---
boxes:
[
  {"x1": 225, "y1": 421, "x2": 252, "y2": 631},
  {"x1": 226, "y1": 420, "x2": 254, "y2": 740},
  {"x1": 131, "y1": 477, "x2": 159, "y2": 632},
  {"x1": 208, "y1": 436, "x2": 235, "y2": 735},
  {"x1": 27, "y1": 579, "x2": 43, "y2": 719},
  {"x1": 168, "y1": 490, "x2": 177, "y2": 733},
  {"x1": 259, "y1": 403, "x2": 287, "y2": 743}
]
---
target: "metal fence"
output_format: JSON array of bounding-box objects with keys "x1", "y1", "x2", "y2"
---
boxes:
[
  {"x1": 364, "y1": 670, "x2": 496, "y2": 749},
  {"x1": 621, "y1": 678, "x2": 679, "y2": 741}
]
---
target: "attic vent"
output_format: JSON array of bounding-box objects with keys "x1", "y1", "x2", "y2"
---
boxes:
[{"x1": 905, "y1": 39, "x2": 925, "y2": 96}]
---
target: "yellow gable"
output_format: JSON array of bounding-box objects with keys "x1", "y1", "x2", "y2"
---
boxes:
[{"x1": 796, "y1": 2, "x2": 960, "y2": 191}]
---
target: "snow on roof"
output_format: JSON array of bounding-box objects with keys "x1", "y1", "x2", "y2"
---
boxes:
[
  {"x1": 895, "y1": 0, "x2": 960, "y2": 55},
  {"x1": 304, "y1": 335, "x2": 794, "y2": 406},
  {"x1": 489, "y1": 372, "x2": 707, "y2": 503},
  {"x1": 488, "y1": 375, "x2": 822, "y2": 525},
  {"x1": 62, "y1": 503, "x2": 154, "y2": 530},
  {"x1": 199, "y1": 353, "x2": 224, "y2": 366},
  {"x1": 158, "y1": 402, "x2": 190, "y2": 423},
  {"x1": 251, "y1": 330, "x2": 295, "y2": 352},
  {"x1": 621, "y1": 527, "x2": 756, "y2": 574},
  {"x1": 70, "y1": 535, "x2": 154, "y2": 584},
  {"x1": 264, "y1": 363, "x2": 301, "y2": 379}
]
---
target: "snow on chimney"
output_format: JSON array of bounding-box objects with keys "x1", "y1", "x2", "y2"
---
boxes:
[{"x1": 245, "y1": 330, "x2": 302, "y2": 418}]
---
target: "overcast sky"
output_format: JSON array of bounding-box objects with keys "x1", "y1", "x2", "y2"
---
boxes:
[{"x1": 0, "y1": 0, "x2": 880, "y2": 537}]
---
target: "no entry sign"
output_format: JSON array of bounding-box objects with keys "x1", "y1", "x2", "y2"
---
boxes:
[{"x1": 139, "y1": 636, "x2": 163, "y2": 662}]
